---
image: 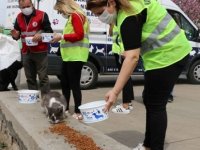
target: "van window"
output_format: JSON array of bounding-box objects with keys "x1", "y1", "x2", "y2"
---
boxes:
[{"x1": 167, "y1": 10, "x2": 197, "y2": 41}]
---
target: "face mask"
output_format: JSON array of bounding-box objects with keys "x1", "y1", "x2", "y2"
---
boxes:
[
  {"x1": 98, "y1": 9, "x2": 117, "y2": 24},
  {"x1": 21, "y1": 7, "x2": 33, "y2": 16}
]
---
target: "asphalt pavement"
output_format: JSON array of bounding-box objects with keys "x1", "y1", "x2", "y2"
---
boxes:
[{"x1": 0, "y1": 69, "x2": 200, "y2": 150}]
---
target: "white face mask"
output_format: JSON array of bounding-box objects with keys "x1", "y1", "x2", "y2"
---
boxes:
[
  {"x1": 98, "y1": 9, "x2": 117, "y2": 24},
  {"x1": 21, "y1": 7, "x2": 33, "y2": 16}
]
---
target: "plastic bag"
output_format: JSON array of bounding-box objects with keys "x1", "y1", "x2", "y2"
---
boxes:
[{"x1": 0, "y1": 33, "x2": 21, "y2": 70}]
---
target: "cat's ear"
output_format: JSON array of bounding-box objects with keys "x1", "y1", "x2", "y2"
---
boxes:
[{"x1": 57, "y1": 106, "x2": 63, "y2": 113}]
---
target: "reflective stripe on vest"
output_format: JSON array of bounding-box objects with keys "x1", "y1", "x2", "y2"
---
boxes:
[
  {"x1": 21, "y1": 31, "x2": 37, "y2": 36},
  {"x1": 60, "y1": 34, "x2": 89, "y2": 48},
  {"x1": 21, "y1": 31, "x2": 37, "y2": 43},
  {"x1": 141, "y1": 13, "x2": 181, "y2": 53},
  {"x1": 60, "y1": 42, "x2": 89, "y2": 49}
]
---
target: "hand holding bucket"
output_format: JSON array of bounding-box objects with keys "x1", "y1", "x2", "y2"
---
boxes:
[
  {"x1": 104, "y1": 89, "x2": 118, "y2": 112},
  {"x1": 78, "y1": 100, "x2": 109, "y2": 123}
]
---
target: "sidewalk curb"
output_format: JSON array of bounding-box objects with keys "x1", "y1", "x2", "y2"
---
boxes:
[{"x1": 0, "y1": 91, "x2": 130, "y2": 150}]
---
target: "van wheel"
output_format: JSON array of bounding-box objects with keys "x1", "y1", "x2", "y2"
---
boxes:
[
  {"x1": 80, "y1": 61, "x2": 98, "y2": 89},
  {"x1": 187, "y1": 60, "x2": 200, "y2": 84}
]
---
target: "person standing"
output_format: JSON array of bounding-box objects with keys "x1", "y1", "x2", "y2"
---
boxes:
[
  {"x1": 110, "y1": 24, "x2": 134, "y2": 114},
  {"x1": 86, "y1": 0, "x2": 191, "y2": 149},
  {"x1": 51, "y1": 0, "x2": 89, "y2": 120},
  {"x1": 11, "y1": 0, "x2": 53, "y2": 97}
]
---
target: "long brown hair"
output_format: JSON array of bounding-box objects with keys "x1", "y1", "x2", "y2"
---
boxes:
[{"x1": 86, "y1": 0, "x2": 135, "y2": 14}]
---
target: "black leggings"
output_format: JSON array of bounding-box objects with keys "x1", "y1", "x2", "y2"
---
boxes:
[
  {"x1": 61, "y1": 61, "x2": 84, "y2": 113},
  {"x1": 143, "y1": 55, "x2": 189, "y2": 150}
]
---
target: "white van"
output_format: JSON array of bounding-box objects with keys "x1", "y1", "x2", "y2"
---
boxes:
[
  {"x1": 46, "y1": 0, "x2": 200, "y2": 89},
  {"x1": 1, "y1": 0, "x2": 200, "y2": 89},
  {"x1": 159, "y1": 0, "x2": 200, "y2": 84}
]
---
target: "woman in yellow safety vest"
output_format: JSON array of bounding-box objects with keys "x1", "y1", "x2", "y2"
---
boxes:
[
  {"x1": 51, "y1": 0, "x2": 89, "y2": 120},
  {"x1": 86, "y1": 0, "x2": 191, "y2": 149}
]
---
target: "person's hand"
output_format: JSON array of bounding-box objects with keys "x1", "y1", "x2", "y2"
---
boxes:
[
  {"x1": 104, "y1": 89, "x2": 118, "y2": 112},
  {"x1": 11, "y1": 29, "x2": 20, "y2": 39},
  {"x1": 32, "y1": 33, "x2": 42, "y2": 42},
  {"x1": 50, "y1": 33, "x2": 62, "y2": 43}
]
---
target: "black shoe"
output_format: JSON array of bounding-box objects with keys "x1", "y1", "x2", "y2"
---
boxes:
[{"x1": 168, "y1": 95, "x2": 174, "y2": 103}]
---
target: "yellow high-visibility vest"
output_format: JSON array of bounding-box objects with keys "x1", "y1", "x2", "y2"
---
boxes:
[
  {"x1": 117, "y1": 0, "x2": 191, "y2": 71},
  {"x1": 60, "y1": 12, "x2": 89, "y2": 62}
]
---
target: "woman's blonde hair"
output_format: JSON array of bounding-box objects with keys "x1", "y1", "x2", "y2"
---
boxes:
[
  {"x1": 54, "y1": 0, "x2": 85, "y2": 16},
  {"x1": 54, "y1": 0, "x2": 89, "y2": 31}
]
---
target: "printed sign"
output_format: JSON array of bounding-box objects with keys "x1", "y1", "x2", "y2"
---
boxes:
[
  {"x1": 0, "y1": 0, "x2": 19, "y2": 29},
  {"x1": 38, "y1": 0, "x2": 108, "y2": 32}
]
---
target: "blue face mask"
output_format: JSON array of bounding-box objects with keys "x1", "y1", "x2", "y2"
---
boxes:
[{"x1": 98, "y1": 9, "x2": 117, "y2": 24}]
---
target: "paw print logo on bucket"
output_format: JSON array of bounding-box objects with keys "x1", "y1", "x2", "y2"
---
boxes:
[
  {"x1": 25, "y1": 37, "x2": 38, "y2": 46},
  {"x1": 41, "y1": 33, "x2": 53, "y2": 42},
  {"x1": 78, "y1": 100, "x2": 108, "y2": 123},
  {"x1": 17, "y1": 90, "x2": 39, "y2": 104}
]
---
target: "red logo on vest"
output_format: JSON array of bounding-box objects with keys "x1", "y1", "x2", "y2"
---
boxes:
[{"x1": 32, "y1": 22, "x2": 38, "y2": 27}]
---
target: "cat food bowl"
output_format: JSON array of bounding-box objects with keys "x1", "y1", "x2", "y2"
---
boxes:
[
  {"x1": 41, "y1": 33, "x2": 53, "y2": 42},
  {"x1": 78, "y1": 100, "x2": 108, "y2": 123},
  {"x1": 25, "y1": 37, "x2": 38, "y2": 46},
  {"x1": 17, "y1": 90, "x2": 39, "y2": 104}
]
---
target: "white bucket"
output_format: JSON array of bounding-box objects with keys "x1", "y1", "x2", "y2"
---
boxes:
[
  {"x1": 41, "y1": 33, "x2": 53, "y2": 42},
  {"x1": 78, "y1": 100, "x2": 108, "y2": 123},
  {"x1": 25, "y1": 37, "x2": 38, "y2": 46},
  {"x1": 17, "y1": 90, "x2": 39, "y2": 104}
]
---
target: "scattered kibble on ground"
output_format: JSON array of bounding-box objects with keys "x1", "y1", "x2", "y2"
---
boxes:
[{"x1": 49, "y1": 123, "x2": 103, "y2": 150}]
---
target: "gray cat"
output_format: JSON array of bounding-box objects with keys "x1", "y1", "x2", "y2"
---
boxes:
[{"x1": 41, "y1": 91, "x2": 67, "y2": 124}]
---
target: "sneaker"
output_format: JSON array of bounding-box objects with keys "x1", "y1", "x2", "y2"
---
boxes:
[
  {"x1": 168, "y1": 95, "x2": 174, "y2": 103},
  {"x1": 112, "y1": 104, "x2": 131, "y2": 114},
  {"x1": 128, "y1": 103, "x2": 133, "y2": 110},
  {"x1": 116, "y1": 103, "x2": 133, "y2": 110},
  {"x1": 133, "y1": 143, "x2": 145, "y2": 150}
]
